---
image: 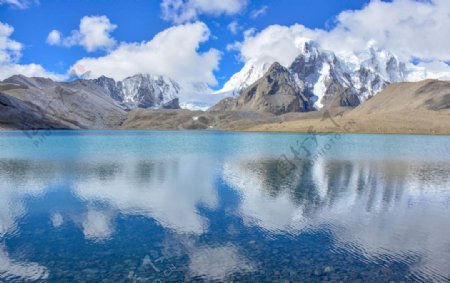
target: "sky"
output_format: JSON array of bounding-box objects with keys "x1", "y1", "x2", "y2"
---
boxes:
[{"x1": 1, "y1": 0, "x2": 449, "y2": 95}]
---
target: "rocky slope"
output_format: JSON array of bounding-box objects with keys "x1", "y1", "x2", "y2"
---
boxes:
[
  {"x1": 0, "y1": 73, "x2": 183, "y2": 129},
  {"x1": 0, "y1": 75, "x2": 127, "y2": 129},
  {"x1": 211, "y1": 63, "x2": 313, "y2": 115},
  {"x1": 217, "y1": 40, "x2": 410, "y2": 109},
  {"x1": 121, "y1": 80, "x2": 450, "y2": 134},
  {"x1": 346, "y1": 79, "x2": 450, "y2": 115},
  {"x1": 246, "y1": 80, "x2": 450, "y2": 134}
]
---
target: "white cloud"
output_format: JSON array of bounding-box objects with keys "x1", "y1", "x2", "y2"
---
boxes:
[
  {"x1": 0, "y1": 0, "x2": 38, "y2": 9},
  {"x1": 238, "y1": 24, "x2": 319, "y2": 67},
  {"x1": 46, "y1": 29, "x2": 61, "y2": 45},
  {"x1": 250, "y1": 5, "x2": 268, "y2": 19},
  {"x1": 418, "y1": 60, "x2": 450, "y2": 73},
  {"x1": 227, "y1": 20, "x2": 240, "y2": 34},
  {"x1": 71, "y1": 22, "x2": 221, "y2": 100},
  {"x1": 230, "y1": 0, "x2": 450, "y2": 77},
  {"x1": 0, "y1": 63, "x2": 63, "y2": 80},
  {"x1": 0, "y1": 21, "x2": 62, "y2": 80},
  {"x1": 0, "y1": 22, "x2": 22, "y2": 64},
  {"x1": 46, "y1": 15, "x2": 117, "y2": 52},
  {"x1": 161, "y1": 0, "x2": 248, "y2": 24},
  {"x1": 416, "y1": 60, "x2": 450, "y2": 80},
  {"x1": 320, "y1": 0, "x2": 450, "y2": 61}
]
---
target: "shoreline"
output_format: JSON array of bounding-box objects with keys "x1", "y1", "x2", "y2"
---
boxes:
[
  {"x1": 1, "y1": 127, "x2": 449, "y2": 136},
  {"x1": 239, "y1": 128, "x2": 450, "y2": 136}
]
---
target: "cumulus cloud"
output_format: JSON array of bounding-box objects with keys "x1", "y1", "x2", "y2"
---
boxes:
[
  {"x1": 237, "y1": 24, "x2": 319, "y2": 67},
  {"x1": 46, "y1": 15, "x2": 117, "y2": 52},
  {"x1": 320, "y1": 0, "x2": 450, "y2": 61},
  {"x1": 230, "y1": 0, "x2": 450, "y2": 76},
  {"x1": 0, "y1": 0, "x2": 38, "y2": 9},
  {"x1": 71, "y1": 22, "x2": 221, "y2": 96},
  {"x1": 161, "y1": 0, "x2": 248, "y2": 24},
  {"x1": 46, "y1": 30, "x2": 61, "y2": 45},
  {"x1": 0, "y1": 63, "x2": 62, "y2": 80},
  {"x1": 0, "y1": 22, "x2": 62, "y2": 80},
  {"x1": 0, "y1": 22, "x2": 22, "y2": 64},
  {"x1": 416, "y1": 60, "x2": 450, "y2": 80}
]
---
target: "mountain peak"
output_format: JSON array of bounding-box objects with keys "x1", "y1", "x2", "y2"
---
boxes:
[
  {"x1": 92, "y1": 73, "x2": 180, "y2": 109},
  {"x1": 220, "y1": 42, "x2": 416, "y2": 109},
  {"x1": 267, "y1": 62, "x2": 286, "y2": 73},
  {"x1": 212, "y1": 59, "x2": 312, "y2": 115}
]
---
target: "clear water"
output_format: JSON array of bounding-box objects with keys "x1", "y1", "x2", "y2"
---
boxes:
[{"x1": 0, "y1": 131, "x2": 449, "y2": 282}]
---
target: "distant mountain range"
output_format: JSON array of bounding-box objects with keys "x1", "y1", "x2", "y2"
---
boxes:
[
  {"x1": 92, "y1": 74, "x2": 180, "y2": 109},
  {"x1": 0, "y1": 72, "x2": 449, "y2": 134},
  {"x1": 1, "y1": 40, "x2": 446, "y2": 115},
  {"x1": 246, "y1": 79, "x2": 450, "y2": 134},
  {"x1": 0, "y1": 39, "x2": 449, "y2": 133},
  {"x1": 216, "y1": 40, "x2": 436, "y2": 110}
]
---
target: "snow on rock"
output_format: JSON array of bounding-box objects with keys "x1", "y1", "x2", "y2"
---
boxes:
[
  {"x1": 217, "y1": 59, "x2": 273, "y2": 97},
  {"x1": 93, "y1": 74, "x2": 180, "y2": 109},
  {"x1": 219, "y1": 39, "x2": 419, "y2": 109}
]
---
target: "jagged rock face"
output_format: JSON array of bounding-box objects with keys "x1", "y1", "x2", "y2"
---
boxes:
[
  {"x1": 211, "y1": 63, "x2": 312, "y2": 115},
  {"x1": 161, "y1": 98, "x2": 180, "y2": 109},
  {"x1": 288, "y1": 42, "x2": 408, "y2": 108},
  {"x1": 218, "y1": 40, "x2": 409, "y2": 109},
  {"x1": 121, "y1": 74, "x2": 180, "y2": 109},
  {"x1": 93, "y1": 76, "x2": 124, "y2": 102},
  {"x1": 92, "y1": 74, "x2": 180, "y2": 109}
]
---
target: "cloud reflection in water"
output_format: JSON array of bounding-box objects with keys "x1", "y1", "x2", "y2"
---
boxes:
[{"x1": 0, "y1": 147, "x2": 449, "y2": 281}]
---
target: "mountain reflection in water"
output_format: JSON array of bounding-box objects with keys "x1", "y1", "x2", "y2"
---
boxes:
[{"x1": 0, "y1": 132, "x2": 449, "y2": 282}]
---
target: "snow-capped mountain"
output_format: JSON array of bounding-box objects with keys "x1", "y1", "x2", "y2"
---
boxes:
[
  {"x1": 211, "y1": 62, "x2": 312, "y2": 114},
  {"x1": 218, "y1": 59, "x2": 273, "y2": 97},
  {"x1": 93, "y1": 74, "x2": 180, "y2": 109},
  {"x1": 218, "y1": 40, "x2": 412, "y2": 109}
]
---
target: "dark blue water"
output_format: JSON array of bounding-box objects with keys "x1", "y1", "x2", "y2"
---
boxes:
[{"x1": 0, "y1": 131, "x2": 449, "y2": 282}]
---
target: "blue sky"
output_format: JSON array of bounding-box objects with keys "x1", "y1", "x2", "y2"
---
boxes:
[
  {"x1": 0, "y1": 0, "x2": 449, "y2": 94},
  {"x1": 1, "y1": 0, "x2": 370, "y2": 87}
]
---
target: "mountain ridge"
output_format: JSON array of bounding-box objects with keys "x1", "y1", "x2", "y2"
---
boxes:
[
  {"x1": 211, "y1": 62, "x2": 313, "y2": 114},
  {"x1": 92, "y1": 73, "x2": 180, "y2": 109},
  {"x1": 1, "y1": 73, "x2": 449, "y2": 134},
  {"x1": 245, "y1": 79, "x2": 450, "y2": 134},
  {"x1": 216, "y1": 40, "x2": 417, "y2": 110}
]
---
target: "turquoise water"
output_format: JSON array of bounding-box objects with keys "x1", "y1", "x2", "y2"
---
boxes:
[{"x1": 0, "y1": 131, "x2": 449, "y2": 282}]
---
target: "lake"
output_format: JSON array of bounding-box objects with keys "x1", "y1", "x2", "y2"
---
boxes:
[{"x1": 0, "y1": 131, "x2": 449, "y2": 282}]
